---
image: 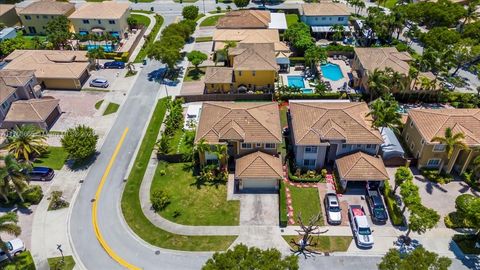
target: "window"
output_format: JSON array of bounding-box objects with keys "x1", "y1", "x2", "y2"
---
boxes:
[
  {"x1": 421, "y1": 139, "x2": 425, "y2": 145},
  {"x1": 252, "y1": 71, "x2": 256, "y2": 77},
  {"x1": 366, "y1": 144, "x2": 374, "y2": 149},
  {"x1": 97, "y1": 20, "x2": 102, "y2": 24},
  {"x1": 427, "y1": 159, "x2": 441, "y2": 168},
  {"x1": 433, "y1": 144, "x2": 446, "y2": 152},
  {"x1": 315, "y1": 17, "x2": 318, "y2": 21},
  {"x1": 13, "y1": 93, "x2": 17, "y2": 99},
  {"x1": 51, "y1": 16, "x2": 54, "y2": 19},
  {"x1": 356, "y1": 144, "x2": 361, "y2": 148},
  {"x1": 409, "y1": 121, "x2": 413, "y2": 127},
  {"x1": 304, "y1": 146, "x2": 318, "y2": 153},
  {"x1": 241, "y1": 143, "x2": 252, "y2": 149},
  {"x1": 206, "y1": 159, "x2": 218, "y2": 165},
  {"x1": 28, "y1": 26, "x2": 36, "y2": 34},
  {"x1": 36, "y1": 15, "x2": 39, "y2": 19},
  {"x1": 211, "y1": 84, "x2": 214, "y2": 87},
  {"x1": 83, "y1": 19, "x2": 90, "y2": 24},
  {"x1": 265, "y1": 143, "x2": 276, "y2": 149},
  {"x1": 416, "y1": 152, "x2": 420, "y2": 159},
  {"x1": 25, "y1": 15, "x2": 31, "y2": 20},
  {"x1": 43, "y1": 15, "x2": 48, "y2": 19},
  {"x1": 405, "y1": 134, "x2": 410, "y2": 142},
  {"x1": 238, "y1": 71, "x2": 242, "y2": 76},
  {"x1": 338, "y1": 17, "x2": 344, "y2": 21},
  {"x1": 109, "y1": 20, "x2": 116, "y2": 24},
  {"x1": 342, "y1": 144, "x2": 348, "y2": 149},
  {"x1": 256, "y1": 143, "x2": 261, "y2": 147},
  {"x1": 410, "y1": 142, "x2": 415, "y2": 151},
  {"x1": 303, "y1": 159, "x2": 316, "y2": 167},
  {"x1": 1, "y1": 103, "x2": 6, "y2": 110},
  {"x1": 322, "y1": 17, "x2": 326, "y2": 21}
]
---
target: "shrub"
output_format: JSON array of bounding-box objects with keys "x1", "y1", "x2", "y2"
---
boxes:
[
  {"x1": 0, "y1": 251, "x2": 35, "y2": 270},
  {"x1": 275, "y1": 92, "x2": 345, "y2": 102},
  {"x1": 287, "y1": 159, "x2": 324, "y2": 182},
  {"x1": 325, "y1": 44, "x2": 354, "y2": 52},
  {"x1": 462, "y1": 170, "x2": 480, "y2": 191},
  {"x1": 48, "y1": 191, "x2": 69, "y2": 211},
  {"x1": 420, "y1": 168, "x2": 453, "y2": 184},
  {"x1": 61, "y1": 125, "x2": 99, "y2": 162},
  {"x1": 22, "y1": 185, "x2": 43, "y2": 205},
  {"x1": 444, "y1": 212, "x2": 475, "y2": 228},
  {"x1": 382, "y1": 181, "x2": 404, "y2": 226},
  {"x1": 279, "y1": 180, "x2": 288, "y2": 227},
  {"x1": 151, "y1": 189, "x2": 170, "y2": 212}
]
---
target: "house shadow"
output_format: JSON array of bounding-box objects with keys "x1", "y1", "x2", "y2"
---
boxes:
[{"x1": 448, "y1": 239, "x2": 480, "y2": 269}]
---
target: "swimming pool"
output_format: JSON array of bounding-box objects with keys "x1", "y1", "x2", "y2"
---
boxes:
[
  {"x1": 287, "y1": 75, "x2": 305, "y2": 88},
  {"x1": 301, "y1": 88, "x2": 313, "y2": 94},
  {"x1": 87, "y1": 44, "x2": 114, "y2": 52},
  {"x1": 321, "y1": 63, "x2": 344, "y2": 81}
]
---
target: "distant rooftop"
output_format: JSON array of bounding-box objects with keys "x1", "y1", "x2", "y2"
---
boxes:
[
  {"x1": 18, "y1": 1, "x2": 75, "y2": 15},
  {"x1": 69, "y1": 2, "x2": 130, "y2": 20}
]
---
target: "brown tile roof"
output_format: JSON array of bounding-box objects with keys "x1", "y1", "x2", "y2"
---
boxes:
[
  {"x1": 354, "y1": 47, "x2": 412, "y2": 75},
  {"x1": 289, "y1": 101, "x2": 383, "y2": 145},
  {"x1": 0, "y1": 70, "x2": 35, "y2": 87},
  {"x1": 18, "y1": 1, "x2": 74, "y2": 15},
  {"x1": 0, "y1": 4, "x2": 15, "y2": 17},
  {"x1": 0, "y1": 82, "x2": 16, "y2": 105},
  {"x1": 230, "y1": 43, "x2": 278, "y2": 71},
  {"x1": 217, "y1": 10, "x2": 270, "y2": 29},
  {"x1": 4, "y1": 98, "x2": 59, "y2": 123},
  {"x1": 69, "y1": 2, "x2": 130, "y2": 19},
  {"x1": 213, "y1": 29, "x2": 290, "y2": 52},
  {"x1": 204, "y1": 67, "x2": 233, "y2": 84},
  {"x1": 195, "y1": 102, "x2": 282, "y2": 144},
  {"x1": 4, "y1": 50, "x2": 89, "y2": 80},
  {"x1": 408, "y1": 109, "x2": 480, "y2": 146},
  {"x1": 336, "y1": 152, "x2": 388, "y2": 181},
  {"x1": 235, "y1": 151, "x2": 283, "y2": 179},
  {"x1": 300, "y1": 2, "x2": 350, "y2": 16}
]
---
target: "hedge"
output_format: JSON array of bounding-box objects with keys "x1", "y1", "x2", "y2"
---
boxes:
[
  {"x1": 420, "y1": 168, "x2": 453, "y2": 184},
  {"x1": 382, "y1": 181, "x2": 404, "y2": 226},
  {"x1": 275, "y1": 92, "x2": 347, "y2": 101},
  {"x1": 279, "y1": 180, "x2": 288, "y2": 227},
  {"x1": 287, "y1": 159, "x2": 324, "y2": 183},
  {"x1": 325, "y1": 44, "x2": 355, "y2": 52},
  {"x1": 288, "y1": 57, "x2": 305, "y2": 65}
]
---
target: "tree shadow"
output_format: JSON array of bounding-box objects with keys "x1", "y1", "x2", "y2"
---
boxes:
[
  {"x1": 186, "y1": 68, "x2": 205, "y2": 81},
  {"x1": 66, "y1": 153, "x2": 98, "y2": 172}
]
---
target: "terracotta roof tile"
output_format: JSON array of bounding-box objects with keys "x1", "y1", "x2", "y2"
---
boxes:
[
  {"x1": 18, "y1": 1, "x2": 74, "y2": 15},
  {"x1": 69, "y1": 2, "x2": 130, "y2": 19},
  {"x1": 336, "y1": 152, "x2": 388, "y2": 181},
  {"x1": 354, "y1": 47, "x2": 411, "y2": 75},
  {"x1": 300, "y1": 2, "x2": 350, "y2": 16},
  {"x1": 217, "y1": 10, "x2": 270, "y2": 29},
  {"x1": 230, "y1": 43, "x2": 278, "y2": 71},
  {"x1": 235, "y1": 151, "x2": 283, "y2": 179},
  {"x1": 204, "y1": 67, "x2": 233, "y2": 84},
  {"x1": 0, "y1": 4, "x2": 15, "y2": 17},
  {"x1": 4, "y1": 98, "x2": 59, "y2": 123},
  {"x1": 213, "y1": 29, "x2": 289, "y2": 52}
]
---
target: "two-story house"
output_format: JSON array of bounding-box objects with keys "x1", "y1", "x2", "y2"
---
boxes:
[
  {"x1": 403, "y1": 109, "x2": 480, "y2": 175},
  {"x1": 18, "y1": 1, "x2": 75, "y2": 35},
  {"x1": 299, "y1": 2, "x2": 351, "y2": 38},
  {"x1": 216, "y1": 10, "x2": 287, "y2": 30},
  {"x1": 0, "y1": 4, "x2": 20, "y2": 27},
  {"x1": 0, "y1": 70, "x2": 41, "y2": 119},
  {"x1": 204, "y1": 43, "x2": 279, "y2": 93},
  {"x1": 194, "y1": 102, "x2": 283, "y2": 190},
  {"x1": 68, "y1": 2, "x2": 130, "y2": 38}
]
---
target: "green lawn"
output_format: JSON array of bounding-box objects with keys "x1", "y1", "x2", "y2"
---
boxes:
[
  {"x1": 34, "y1": 146, "x2": 68, "y2": 170},
  {"x1": 94, "y1": 99, "x2": 104, "y2": 110},
  {"x1": 48, "y1": 256, "x2": 75, "y2": 270},
  {"x1": 195, "y1": 14, "x2": 205, "y2": 22},
  {"x1": 289, "y1": 186, "x2": 323, "y2": 225},
  {"x1": 280, "y1": 106, "x2": 288, "y2": 127},
  {"x1": 184, "y1": 67, "x2": 206, "y2": 82},
  {"x1": 103, "y1": 102, "x2": 120, "y2": 115},
  {"x1": 152, "y1": 162, "x2": 239, "y2": 225},
  {"x1": 286, "y1": 14, "x2": 299, "y2": 28},
  {"x1": 134, "y1": 15, "x2": 164, "y2": 63},
  {"x1": 121, "y1": 98, "x2": 237, "y2": 251},
  {"x1": 130, "y1": 14, "x2": 151, "y2": 27},
  {"x1": 168, "y1": 129, "x2": 193, "y2": 154},
  {"x1": 0, "y1": 251, "x2": 35, "y2": 270},
  {"x1": 131, "y1": 10, "x2": 155, "y2": 14},
  {"x1": 283, "y1": 236, "x2": 352, "y2": 253},
  {"x1": 195, "y1": 36, "x2": 213, "y2": 43},
  {"x1": 200, "y1": 15, "x2": 224, "y2": 27}
]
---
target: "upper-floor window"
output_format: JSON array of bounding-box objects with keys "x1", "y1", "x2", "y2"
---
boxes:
[
  {"x1": 42, "y1": 15, "x2": 48, "y2": 19},
  {"x1": 238, "y1": 71, "x2": 242, "y2": 76},
  {"x1": 36, "y1": 15, "x2": 39, "y2": 19},
  {"x1": 97, "y1": 20, "x2": 102, "y2": 24},
  {"x1": 305, "y1": 146, "x2": 317, "y2": 154},
  {"x1": 433, "y1": 144, "x2": 446, "y2": 152},
  {"x1": 410, "y1": 142, "x2": 415, "y2": 151},
  {"x1": 252, "y1": 71, "x2": 256, "y2": 77},
  {"x1": 322, "y1": 17, "x2": 326, "y2": 20},
  {"x1": 83, "y1": 19, "x2": 90, "y2": 24},
  {"x1": 13, "y1": 93, "x2": 17, "y2": 99},
  {"x1": 409, "y1": 121, "x2": 413, "y2": 127},
  {"x1": 405, "y1": 134, "x2": 410, "y2": 142},
  {"x1": 51, "y1": 16, "x2": 54, "y2": 19},
  {"x1": 256, "y1": 143, "x2": 262, "y2": 148},
  {"x1": 1, "y1": 103, "x2": 7, "y2": 110},
  {"x1": 421, "y1": 139, "x2": 425, "y2": 145},
  {"x1": 338, "y1": 17, "x2": 344, "y2": 21},
  {"x1": 25, "y1": 15, "x2": 31, "y2": 20},
  {"x1": 241, "y1": 143, "x2": 252, "y2": 149},
  {"x1": 108, "y1": 20, "x2": 116, "y2": 24},
  {"x1": 265, "y1": 143, "x2": 276, "y2": 149},
  {"x1": 342, "y1": 144, "x2": 348, "y2": 149},
  {"x1": 356, "y1": 144, "x2": 361, "y2": 148},
  {"x1": 366, "y1": 144, "x2": 374, "y2": 149}
]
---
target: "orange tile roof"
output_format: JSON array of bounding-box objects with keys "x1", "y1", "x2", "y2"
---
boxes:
[
  {"x1": 335, "y1": 152, "x2": 388, "y2": 181},
  {"x1": 230, "y1": 43, "x2": 278, "y2": 71},
  {"x1": 235, "y1": 151, "x2": 283, "y2": 179},
  {"x1": 18, "y1": 1, "x2": 74, "y2": 15},
  {"x1": 217, "y1": 10, "x2": 270, "y2": 29},
  {"x1": 4, "y1": 98, "x2": 59, "y2": 123},
  {"x1": 300, "y1": 2, "x2": 350, "y2": 16},
  {"x1": 354, "y1": 47, "x2": 412, "y2": 75}
]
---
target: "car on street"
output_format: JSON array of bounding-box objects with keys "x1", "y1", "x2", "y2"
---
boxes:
[
  {"x1": 324, "y1": 192, "x2": 342, "y2": 225},
  {"x1": 103, "y1": 61, "x2": 125, "y2": 69},
  {"x1": 348, "y1": 205, "x2": 374, "y2": 248},
  {"x1": 28, "y1": 166, "x2": 55, "y2": 181},
  {"x1": 89, "y1": 78, "x2": 109, "y2": 88},
  {"x1": 366, "y1": 185, "x2": 388, "y2": 224},
  {"x1": 0, "y1": 238, "x2": 25, "y2": 262}
]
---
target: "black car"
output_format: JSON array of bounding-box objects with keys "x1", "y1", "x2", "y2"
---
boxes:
[
  {"x1": 365, "y1": 185, "x2": 388, "y2": 224},
  {"x1": 28, "y1": 167, "x2": 55, "y2": 181},
  {"x1": 103, "y1": 61, "x2": 125, "y2": 69}
]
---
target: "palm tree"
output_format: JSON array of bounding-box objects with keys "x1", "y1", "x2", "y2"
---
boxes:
[
  {"x1": 215, "y1": 144, "x2": 228, "y2": 169},
  {"x1": 366, "y1": 94, "x2": 402, "y2": 134},
  {"x1": 0, "y1": 155, "x2": 30, "y2": 203},
  {"x1": 473, "y1": 155, "x2": 480, "y2": 179},
  {"x1": 330, "y1": 24, "x2": 344, "y2": 44},
  {"x1": 6, "y1": 125, "x2": 47, "y2": 162},
  {"x1": 367, "y1": 68, "x2": 389, "y2": 100},
  {"x1": 217, "y1": 41, "x2": 236, "y2": 66},
  {"x1": 432, "y1": 128, "x2": 468, "y2": 172},
  {"x1": 195, "y1": 138, "x2": 211, "y2": 166},
  {"x1": 460, "y1": 2, "x2": 479, "y2": 33},
  {"x1": 87, "y1": 46, "x2": 105, "y2": 67},
  {"x1": 0, "y1": 212, "x2": 21, "y2": 262},
  {"x1": 126, "y1": 62, "x2": 136, "y2": 74}
]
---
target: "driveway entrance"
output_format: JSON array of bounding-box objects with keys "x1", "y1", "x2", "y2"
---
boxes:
[{"x1": 239, "y1": 193, "x2": 278, "y2": 226}]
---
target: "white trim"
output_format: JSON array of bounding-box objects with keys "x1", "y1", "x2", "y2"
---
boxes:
[
  {"x1": 426, "y1": 158, "x2": 441, "y2": 168},
  {"x1": 304, "y1": 146, "x2": 318, "y2": 154},
  {"x1": 433, "y1": 144, "x2": 446, "y2": 152}
]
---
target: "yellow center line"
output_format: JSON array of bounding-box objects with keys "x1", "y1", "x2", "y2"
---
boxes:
[{"x1": 91, "y1": 128, "x2": 140, "y2": 270}]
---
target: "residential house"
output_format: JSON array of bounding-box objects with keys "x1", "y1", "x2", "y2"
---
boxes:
[
  {"x1": 216, "y1": 10, "x2": 287, "y2": 30},
  {"x1": 194, "y1": 102, "x2": 283, "y2": 190},
  {"x1": 3, "y1": 50, "x2": 90, "y2": 90},
  {"x1": 402, "y1": 109, "x2": 480, "y2": 174},
  {"x1": 0, "y1": 4, "x2": 20, "y2": 27},
  {"x1": 335, "y1": 151, "x2": 389, "y2": 189},
  {"x1": 69, "y1": 2, "x2": 130, "y2": 38},
  {"x1": 299, "y1": 2, "x2": 351, "y2": 36},
  {"x1": 352, "y1": 47, "x2": 412, "y2": 91},
  {"x1": 213, "y1": 29, "x2": 290, "y2": 56},
  {"x1": 2, "y1": 98, "x2": 61, "y2": 130},
  {"x1": 18, "y1": 1, "x2": 75, "y2": 35},
  {"x1": 205, "y1": 43, "x2": 279, "y2": 93},
  {"x1": 0, "y1": 27, "x2": 17, "y2": 41},
  {"x1": 0, "y1": 70, "x2": 41, "y2": 120}
]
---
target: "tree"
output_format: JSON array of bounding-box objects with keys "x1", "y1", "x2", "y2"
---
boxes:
[
  {"x1": 215, "y1": 144, "x2": 228, "y2": 169},
  {"x1": 330, "y1": 24, "x2": 344, "y2": 44},
  {"x1": 394, "y1": 166, "x2": 412, "y2": 193},
  {"x1": 304, "y1": 46, "x2": 327, "y2": 70},
  {"x1": 0, "y1": 213, "x2": 21, "y2": 262},
  {"x1": 450, "y1": 40, "x2": 480, "y2": 76},
  {"x1": 419, "y1": 27, "x2": 460, "y2": 51},
  {"x1": 61, "y1": 125, "x2": 99, "y2": 162},
  {"x1": 379, "y1": 247, "x2": 451, "y2": 270},
  {"x1": 0, "y1": 155, "x2": 30, "y2": 203},
  {"x1": 406, "y1": 205, "x2": 440, "y2": 237},
  {"x1": 127, "y1": 16, "x2": 138, "y2": 28},
  {"x1": 45, "y1": 16, "x2": 71, "y2": 49},
  {"x1": 473, "y1": 155, "x2": 480, "y2": 178},
  {"x1": 187, "y1": 50, "x2": 208, "y2": 70},
  {"x1": 233, "y1": 0, "x2": 250, "y2": 9},
  {"x1": 462, "y1": 21, "x2": 480, "y2": 41},
  {"x1": 87, "y1": 46, "x2": 105, "y2": 67},
  {"x1": 151, "y1": 189, "x2": 170, "y2": 212},
  {"x1": 6, "y1": 125, "x2": 47, "y2": 162},
  {"x1": 202, "y1": 244, "x2": 298, "y2": 270},
  {"x1": 147, "y1": 40, "x2": 182, "y2": 70},
  {"x1": 284, "y1": 22, "x2": 313, "y2": 54},
  {"x1": 289, "y1": 212, "x2": 328, "y2": 258},
  {"x1": 367, "y1": 69, "x2": 389, "y2": 100},
  {"x1": 156, "y1": 136, "x2": 170, "y2": 155},
  {"x1": 0, "y1": 37, "x2": 25, "y2": 56},
  {"x1": 399, "y1": 180, "x2": 421, "y2": 214},
  {"x1": 366, "y1": 94, "x2": 402, "y2": 133},
  {"x1": 217, "y1": 40, "x2": 236, "y2": 66},
  {"x1": 195, "y1": 138, "x2": 210, "y2": 166},
  {"x1": 182, "y1": 5, "x2": 199, "y2": 20},
  {"x1": 401, "y1": 0, "x2": 466, "y2": 28},
  {"x1": 431, "y1": 127, "x2": 468, "y2": 171},
  {"x1": 460, "y1": 2, "x2": 479, "y2": 33}
]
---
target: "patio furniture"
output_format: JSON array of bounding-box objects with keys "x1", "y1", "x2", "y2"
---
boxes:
[{"x1": 333, "y1": 55, "x2": 338, "y2": 60}]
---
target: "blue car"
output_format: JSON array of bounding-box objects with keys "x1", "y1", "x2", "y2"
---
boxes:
[
  {"x1": 103, "y1": 61, "x2": 125, "y2": 69},
  {"x1": 28, "y1": 167, "x2": 55, "y2": 181}
]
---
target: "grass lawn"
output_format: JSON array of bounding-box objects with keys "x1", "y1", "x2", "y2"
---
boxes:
[
  {"x1": 195, "y1": 36, "x2": 213, "y2": 43},
  {"x1": 103, "y1": 102, "x2": 120, "y2": 115},
  {"x1": 121, "y1": 98, "x2": 236, "y2": 251},
  {"x1": 280, "y1": 106, "x2": 288, "y2": 127},
  {"x1": 286, "y1": 14, "x2": 299, "y2": 28},
  {"x1": 283, "y1": 236, "x2": 352, "y2": 253},
  {"x1": 168, "y1": 129, "x2": 192, "y2": 154},
  {"x1": 131, "y1": 10, "x2": 155, "y2": 14},
  {"x1": 173, "y1": 0, "x2": 198, "y2": 2},
  {"x1": 0, "y1": 251, "x2": 35, "y2": 270},
  {"x1": 453, "y1": 234, "x2": 480, "y2": 255},
  {"x1": 94, "y1": 99, "x2": 104, "y2": 109},
  {"x1": 152, "y1": 162, "x2": 239, "y2": 225},
  {"x1": 200, "y1": 15, "x2": 224, "y2": 27},
  {"x1": 47, "y1": 256, "x2": 75, "y2": 270},
  {"x1": 195, "y1": 14, "x2": 205, "y2": 22},
  {"x1": 184, "y1": 67, "x2": 206, "y2": 82},
  {"x1": 289, "y1": 186, "x2": 323, "y2": 225},
  {"x1": 34, "y1": 146, "x2": 68, "y2": 170},
  {"x1": 381, "y1": 0, "x2": 398, "y2": 9},
  {"x1": 130, "y1": 14, "x2": 151, "y2": 27},
  {"x1": 134, "y1": 15, "x2": 164, "y2": 63}
]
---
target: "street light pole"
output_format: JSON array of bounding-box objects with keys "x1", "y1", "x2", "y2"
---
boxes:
[{"x1": 202, "y1": 0, "x2": 206, "y2": 15}]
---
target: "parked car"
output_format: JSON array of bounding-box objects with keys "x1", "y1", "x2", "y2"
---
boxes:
[
  {"x1": 89, "y1": 78, "x2": 109, "y2": 88},
  {"x1": 324, "y1": 193, "x2": 342, "y2": 225},
  {"x1": 103, "y1": 61, "x2": 125, "y2": 69},
  {"x1": 28, "y1": 167, "x2": 55, "y2": 181},
  {"x1": 0, "y1": 238, "x2": 25, "y2": 262},
  {"x1": 366, "y1": 184, "x2": 388, "y2": 224},
  {"x1": 348, "y1": 205, "x2": 374, "y2": 248}
]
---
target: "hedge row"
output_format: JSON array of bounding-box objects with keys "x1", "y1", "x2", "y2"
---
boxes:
[
  {"x1": 279, "y1": 180, "x2": 288, "y2": 227},
  {"x1": 382, "y1": 181, "x2": 404, "y2": 226}
]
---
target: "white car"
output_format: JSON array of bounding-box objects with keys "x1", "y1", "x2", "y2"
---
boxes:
[
  {"x1": 0, "y1": 238, "x2": 25, "y2": 262},
  {"x1": 89, "y1": 78, "x2": 109, "y2": 88},
  {"x1": 324, "y1": 193, "x2": 342, "y2": 225},
  {"x1": 348, "y1": 205, "x2": 374, "y2": 248}
]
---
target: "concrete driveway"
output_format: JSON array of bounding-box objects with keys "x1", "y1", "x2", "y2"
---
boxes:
[
  {"x1": 239, "y1": 193, "x2": 278, "y2": 226},
  {"x1": 193, "y1": 41, "x2": 214, "y2": 55}
]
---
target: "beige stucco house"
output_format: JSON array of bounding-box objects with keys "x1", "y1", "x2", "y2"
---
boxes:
[
  {"x1": 18, "y1": 1, "x2": 75, "y2": 35},
  {"x1": 2, "y1": 98, "x2": 61, "y2": 130},
  {"x1": 0, "y1": 70, "x2": 41, "y2": 120},
  {"x1": 0, "y1": 4, "x2": 20, "y2": 27},
  {"x1": 69, "y1": 2, "x2": 130, "y2": 38},
  {"x1": 403, "y1": 109, "x2": 480, "y2": 175}
]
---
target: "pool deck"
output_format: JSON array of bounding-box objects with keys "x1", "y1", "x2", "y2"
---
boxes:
[
  {"x1": 319, "y1": 58, "x2": 350, "y2": 91},
  {"x1": 279, "y1": 69, "x2": 312, "y2": 90}
]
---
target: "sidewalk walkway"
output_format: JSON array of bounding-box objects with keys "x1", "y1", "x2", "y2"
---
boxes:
[{"x1": 128, "y1": 12, "x2": 157, "y2": 62}]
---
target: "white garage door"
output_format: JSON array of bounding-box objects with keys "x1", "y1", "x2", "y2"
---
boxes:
[{"x1": 242, "y1": 179, "x2": 278, "y2": 190}]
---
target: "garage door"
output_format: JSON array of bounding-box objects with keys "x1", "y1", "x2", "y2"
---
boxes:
[{"x1": 242, "y1": 179, "x2": 278, "y2": 190}]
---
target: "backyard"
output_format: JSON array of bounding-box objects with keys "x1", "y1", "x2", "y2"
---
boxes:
[
  {"x1": 289, "y1": 186, "x2": 323, "y2": 225},
  {"x1": 151, "y1": 162, "x2": 240, "y2": 226},
  {"x1": 34, "y1": 146, "x2": 68, "y2": 170},
  {"x1": 200, "y1": 15, "x2": 224, "y2": 27}
]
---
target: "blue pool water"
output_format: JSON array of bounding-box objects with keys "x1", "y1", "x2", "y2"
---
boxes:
[
  {"x1": 287, "y1": 75, "x2": 305, "y2": 88},
  {"x1": 301, "y1": 88, "x2": 313, "y2": 94},
  {"x1": 87, "y1": 44, "x2": 114, "y2": 52},
  {"x1": 321, "y1": 63, "x2": 344, "y2": 81}
]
